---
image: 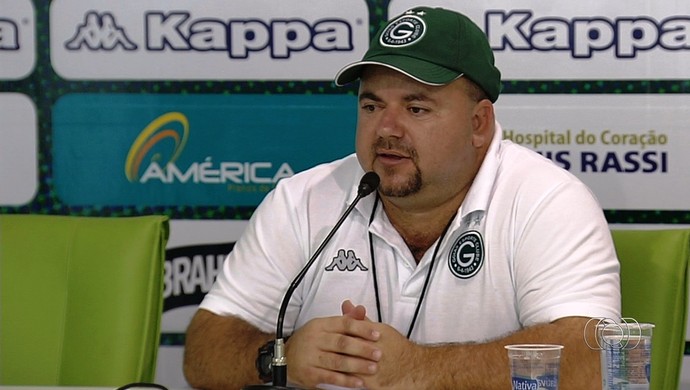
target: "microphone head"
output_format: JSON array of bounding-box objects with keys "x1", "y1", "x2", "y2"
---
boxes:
[{"x1": 358, "y1": 171, "x2": 380, "y2": 197}]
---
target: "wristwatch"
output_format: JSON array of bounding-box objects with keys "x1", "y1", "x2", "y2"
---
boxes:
[{"x1": 256, "y1": 340, "x2": 275, "y2": 382}]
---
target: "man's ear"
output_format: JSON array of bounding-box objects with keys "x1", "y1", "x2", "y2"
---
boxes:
[{"x1": 472, "y1": 100, "x2": 495, "y2": 148}]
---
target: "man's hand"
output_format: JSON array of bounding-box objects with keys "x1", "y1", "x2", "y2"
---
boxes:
[
  {"x1": 285, "y1": 302, "x2": 382, "y2": 388},
  {"x1": 341, "y1": 299, "x2": 368, "y2": 321},
  {"x1": 342, "y1": 300, "x2": 425, "y2": 390},
  {"x1": 342, "y1": 301, "x2": 422, "y2": 389}
]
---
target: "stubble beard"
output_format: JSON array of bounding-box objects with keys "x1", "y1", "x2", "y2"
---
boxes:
[
  {"x1": 380, "y1": 168, "x2": 422, "y2": 197},
  {"x1": 373, "y1": 138, "x2": 423, "y2": 198}
]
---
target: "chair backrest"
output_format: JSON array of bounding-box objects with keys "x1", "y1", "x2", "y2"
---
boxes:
[
  {"x1": 611, "y1": 228, "x2": 690, "y2": 390},
  {"x1": 0, "y1": 214, "x2": 169, "y2": 386}
]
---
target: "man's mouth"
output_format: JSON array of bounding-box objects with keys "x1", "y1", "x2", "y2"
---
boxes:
[{"x1": 377, "y1": 149, "x2": 409, "y2": 159}]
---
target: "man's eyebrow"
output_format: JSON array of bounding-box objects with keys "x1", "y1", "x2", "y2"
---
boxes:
[
  {"x1": 403, "y1": 93, "x2": 433, "y2": 102},
  {"x1": 358, "y1": 91, "x2": 434, "y2": 103},
  {"x1": 358, "y1": 91, "x2": 381, "y2": 102}
]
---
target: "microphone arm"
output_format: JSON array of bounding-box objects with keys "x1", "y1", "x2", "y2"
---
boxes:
[{"x1": 244, "y1": 171, "x2": 379, "y2": 389}]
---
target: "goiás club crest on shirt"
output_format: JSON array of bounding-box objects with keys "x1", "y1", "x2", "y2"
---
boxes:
[{"x1": 448, "y1": 230, "x2": 485, "y2": 279}]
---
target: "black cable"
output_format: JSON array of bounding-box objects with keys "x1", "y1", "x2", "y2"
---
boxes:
[
  {"x1": 368, "y1": 194, "x2": 383, "y2": 323},
  {"x1": 368, "y1": 204, "x2": 457, "y2": 339},
  {"x1": 406, "y1": 211, "x2": 456, "y2": 339}
]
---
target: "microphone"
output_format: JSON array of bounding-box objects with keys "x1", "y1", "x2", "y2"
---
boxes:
[{"x1": 243, "y1": 171, "x2": 380, "y2": 390}]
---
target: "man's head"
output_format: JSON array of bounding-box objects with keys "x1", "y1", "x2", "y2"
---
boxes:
[
  {"x1": 340, "y1": 8, "x2": 499, "y2": 207},
  {"x1": 335, "y1": 6, "x2": 501, "y2": 103}
]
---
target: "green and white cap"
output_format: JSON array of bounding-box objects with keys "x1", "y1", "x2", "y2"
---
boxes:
[{"x1": 335, "y1": 7, "x2": 502, "y2": 102}]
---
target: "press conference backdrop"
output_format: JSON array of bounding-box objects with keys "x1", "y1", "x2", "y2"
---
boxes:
[{"x1": 1, "y1": 0, "x2": 689, "y2": 387}]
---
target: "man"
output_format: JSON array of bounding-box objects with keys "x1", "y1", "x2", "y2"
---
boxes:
[{"x1": 184, "y1": 6, "x2": 620, "y2": 389}]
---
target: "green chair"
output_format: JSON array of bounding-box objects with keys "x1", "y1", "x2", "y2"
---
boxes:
[
  {"x1": 0, "y1": 214, "x2": 169, "y2": 386},
  {"x1": 611, "y1": 228, "x2": 690, "y2": 390}
]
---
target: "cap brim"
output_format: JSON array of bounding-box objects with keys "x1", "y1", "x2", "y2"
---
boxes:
[{"x1": 334, "y1": 55, "x2": 462, "y2": 86}]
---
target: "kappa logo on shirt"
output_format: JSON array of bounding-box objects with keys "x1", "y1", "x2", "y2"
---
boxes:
[{"x1": 325, "y1": 249, "x2": 368, "y2": 272}]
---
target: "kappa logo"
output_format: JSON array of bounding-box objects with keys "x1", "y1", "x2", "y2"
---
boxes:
[
  {"x1": 325, "y1": 249, "x2": 368, "y2": 272},
  {"x1": 448, "y1": 231, "x2": 484, "y2": 279},
  {"x1": 487, "y1": 10, "x2": 690, "y2": 58},
  {"x1": 380, "y1": 11, "x2": 426, "y2": 47},
  {"x1": 62, "y1": 10, "x2": 354, "y2": 59},
  {"x1": 65, "y1": 11, "x2": 137, "y2": 51}
]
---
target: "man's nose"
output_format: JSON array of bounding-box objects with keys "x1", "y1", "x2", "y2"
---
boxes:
[{"x1": 377, "y1": 106, "x2": 404, "y2": 137}]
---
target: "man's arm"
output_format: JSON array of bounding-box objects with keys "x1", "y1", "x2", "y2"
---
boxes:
[
  {"x1": 184, "y1": 306, "x2": 383, "y2": 389},
  {"x1": 183, "y1": 309, "x2": 273, "y2": 389},
  {"x1": 359, "y1": 316, "x2": 599, "y2": 390}
]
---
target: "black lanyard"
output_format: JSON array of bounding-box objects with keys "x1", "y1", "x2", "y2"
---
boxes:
[{"x1": 367, "y1": 195, "x2": 456, "y2": 339}]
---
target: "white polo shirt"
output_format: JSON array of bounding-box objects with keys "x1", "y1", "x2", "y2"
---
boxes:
[{"x1": 201, "y1": 123, "x2": 621, "y2": 344}]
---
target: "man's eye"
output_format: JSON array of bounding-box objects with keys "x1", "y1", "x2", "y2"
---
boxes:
[
  {"x1": 409, "y1": 107, "x2": 426, "y2": 114},
  {"x1": 362, "y1": 104, "x2": 376, "y2": 112}
]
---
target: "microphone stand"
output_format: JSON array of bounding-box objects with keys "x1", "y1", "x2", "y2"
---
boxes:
[{"x1": 243, "y1": 172, "x2": 380, "y2": 390}]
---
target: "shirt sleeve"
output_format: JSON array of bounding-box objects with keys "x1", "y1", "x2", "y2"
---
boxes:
[
  {"x1": 199, "y1": 180, "x2": 308, "y2": 333},
  {"x1": 513, "y1": 179, "x2": 622, "y2": 326}
]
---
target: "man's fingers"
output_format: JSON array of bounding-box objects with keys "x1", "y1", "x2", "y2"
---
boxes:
[
  {"x1": 321, "y1": 332, "x2": 382, "y2": 365},
  {"x1": 341, "y1": 300, "x2": 371, "y2": 321},
  {"x1": 333, "y1": 315, "x2": 380, "y2": 343},
  {"x1": 341, "y1": 299, "x2": 355, "y2": 316},
  {"x1": 316, "y1": 348, "x2": 379, "y2": 376},
  {"x1": 286, "y1": 315, "x2": 382, "y2": 388}
]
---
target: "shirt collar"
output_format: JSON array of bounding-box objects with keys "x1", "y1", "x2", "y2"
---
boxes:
[{"x1": 457, "y1": 120, "x2": 503, "y2": 221}]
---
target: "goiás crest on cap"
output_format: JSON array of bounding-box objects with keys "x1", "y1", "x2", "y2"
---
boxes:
[{"x1": 379, "y1": 11, "x2": 427, "y2": 48}]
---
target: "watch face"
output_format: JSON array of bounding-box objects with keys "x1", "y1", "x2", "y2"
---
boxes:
[
  {"x1": 259, "y1": 353, "x2": 272, "y2": 374},
  {"x1": 257, "y1": 341, "x2": 274, "y2": 381}
]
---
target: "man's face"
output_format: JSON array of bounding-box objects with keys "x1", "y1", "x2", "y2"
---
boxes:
[{"x1": 355, "y1": 66, "x2": 488, "y2": 206}]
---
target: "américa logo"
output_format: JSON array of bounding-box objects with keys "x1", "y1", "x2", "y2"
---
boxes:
[
  {"x1": 124, "y1": 111, "x2": 294, "y2": 186},
  {"x1": 125, "y1": 112, "x2": 189, "y2": 182}
]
